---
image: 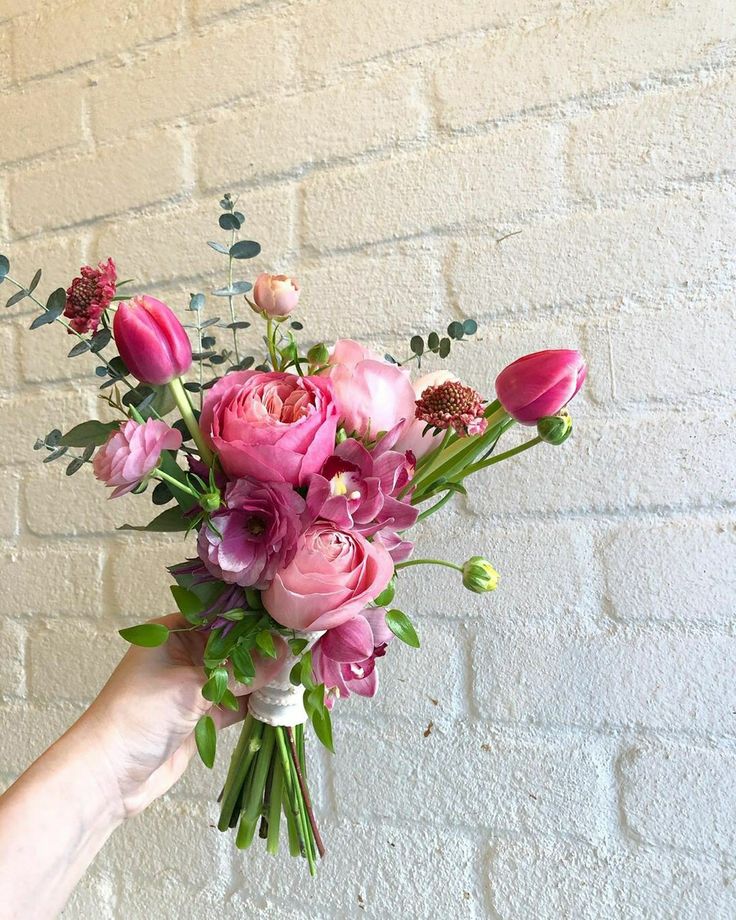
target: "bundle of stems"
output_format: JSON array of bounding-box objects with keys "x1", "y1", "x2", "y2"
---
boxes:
[{"x1": 217, "y1": 714, "x2": 324, "y2": 876}]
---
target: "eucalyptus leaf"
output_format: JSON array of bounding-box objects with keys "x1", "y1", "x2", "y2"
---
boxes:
[
  {"x1": 207, "y1": 241, "x2": 230, "y2": 255},
  {"x1": 462, "y1": 318, "x2": 478, "y2": 335},
  {"x1": 65, "y1": 457, "x2": 85, "y2": 476},
  {"x1": 410, "y1": 335, "x2": 424, "y2": 356},
  {"x1": 212, "y1": 281, "x2": 252, "y2": 296},
  {"x1": 195, "y1": 715, "x2": 216, "y2": 768},
  {"x1": 447, "y1": 321, "x2": 464, "y2": 340},
  {"x1": 28, "y1": 269, "x2": 42, "y2": 293},
  {"x1": 60, "y1": 420, "x2": 118, "y2": 448},
  {"x1": 439, "y1": 337, "x2": 451, "y2": 358},
  {"x1": 200, "y1": 316, "x2": 221, "y2": 328},
  {"x1": 385, "y1": 609, "x2": 421, "y2": 648},
  {"x1": 0, "y1": 255, "x2": 9, "y2": 282},
  {"x1": 8, "y1": 289, "x2": 29, "y2": 308},
  {"x1": 89, "y1": 328, "x2": 112, "y2": 353},
  {"x1": 152, "y1": 481, "x2": 173, "y2": 505},
  {"x1": 119, "y1": 623, "x2": 170, "y2": 647},
  {"x1": 68, "y1": 340, "x2": 91, "y2": 357},
  {"x1": 229, "y1": 240, "x2": 261, "y2": 260},
  {"x1": 42, "y1": 446, "x2": 68, "y2": 463},
  {"x1": 218, "y1": 213, "x2": 240, "y2": 231}
]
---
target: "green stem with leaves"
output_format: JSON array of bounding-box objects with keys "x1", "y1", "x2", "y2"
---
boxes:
[
  {"x1": 458, "y1": 435, "x2": 542, "y2": 480},
  {"x1": 227, "y1": 228, "x2": 241, "y2": 363},
  {"x1": 167, "y1": 376, "x2": 214, "y2": 466},
  {"x1": 265, "y1": 317, "x2": 280, "y2": 371}
]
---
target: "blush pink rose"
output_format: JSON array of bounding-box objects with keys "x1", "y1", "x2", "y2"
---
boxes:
[
  {"x1": 325, "y1": 339, "x2": 416, "y2": 439},
  {"x1": 252, "y1": 273, "x2": 300, "y2": 318},
  {"x1": 200, "y1": 371, "x2": 338, "y2": 485},
  {"x1": 262, "y1": 522, "x2": 394, "y2": 631},
  {"x1": 93, "y1": 418, "x2": 181, "y2": 498}
]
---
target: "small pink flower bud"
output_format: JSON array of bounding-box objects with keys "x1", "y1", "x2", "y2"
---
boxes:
[
  {"x1": 93, "y1": 419, "x2": 181, "y2": 498},
  {"x1": 495, "y1": 349, "x2": 587, "y2": 425},
  {"x1": 252, "y1": 273, "x2": 300, "y2": 318},
  {"x1": 113, "y1": 295, "x2": 192, "y2": 386}
]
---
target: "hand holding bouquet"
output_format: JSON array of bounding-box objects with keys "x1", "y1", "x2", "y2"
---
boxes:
[{"x1": 0, "y1": 195, "x2": 586, "y2": 876}]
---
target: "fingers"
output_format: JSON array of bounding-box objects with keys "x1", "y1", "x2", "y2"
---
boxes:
[{"x1": 211, "y1": 694, "x2": 249, "y2": 731}]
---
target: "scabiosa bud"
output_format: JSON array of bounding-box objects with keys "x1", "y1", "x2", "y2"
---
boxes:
[
  {"x1": 415, "y1": 379, "x2": 488, "y2": 437},
  {"x1": 462, "y1": 556, "x2": 500, "y2": 594},
  {"x1": 63, "y1": 258, "x2": 117, "y2": 334},
  {"x1": 537, "y1": 410, "x2": 573, "y2": 445}
]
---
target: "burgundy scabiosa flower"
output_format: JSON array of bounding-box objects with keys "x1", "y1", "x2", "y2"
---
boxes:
[
  {"x1": 197, "y1": 477, "x2": 306, "y2": 590},
  {"x1": 64, "y1": 258, "x2": 117, "y2": 334},
  {"x1": 312, "y1": 608, "x2": 394, "y2": 708},
  {"x1": 415, "y1": 379, "x2": 488, "y2": 437}
]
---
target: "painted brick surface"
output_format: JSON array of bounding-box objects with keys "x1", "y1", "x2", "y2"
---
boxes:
[{"x1": 0, "y1": 0, "x2": 733, "y2": 917}]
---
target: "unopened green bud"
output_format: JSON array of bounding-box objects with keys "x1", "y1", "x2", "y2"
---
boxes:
[
  {"x1": 537, "y1": 410, "x2": 572, "y2": 445},
  {"x1": 462, "y1": 556, "x2": 500, "y2": 594},
  {"x1": 307, "y1": 342, "x2": 330, "y2": 366},
  {"x1": 199, "y1": 490, "x2": 222, "y2": 513},
  {"x1": 335, "y1": 427, "x2": 348, "y2": 444}
]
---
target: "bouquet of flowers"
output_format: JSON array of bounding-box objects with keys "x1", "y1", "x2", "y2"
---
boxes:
[{"x1": 0, "y1": 195, "x2": 586, "y2": 876}]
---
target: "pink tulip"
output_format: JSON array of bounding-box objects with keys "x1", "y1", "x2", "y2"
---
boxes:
[
  {"x1": 252, "y1": 273, "x2": 300, "y2": 318},
  {"x1": 495, "y1": 349, "x2": 587, "y2": 425},
  {"x1": 93, "y1": 418, "x2": 181, "y2": 498},
  {"x1": 113, "y1": 295, "x2": 192, "y2": 386}
]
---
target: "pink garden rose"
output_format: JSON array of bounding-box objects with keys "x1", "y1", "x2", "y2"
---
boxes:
[
  {"x1": 197, "y1": 478, "x2": 306, "y2": 590},
  {"x1": 312, "y1": 608, "x2": 393, "y2": 708},
  {"x1": 93, "y1": 418, "x2": 181, "y2": 498},
  {"x1": 325, "y1": 339, "x2": 416, "y2": 439},
  {"x1": 200, "y1": 371, "x2": 338, "y2": 485},
  {"x1": 252, "y1": 273, "x2": 300, "y2": 318},
  {"x1": 262, "y1": 522, "x2": 394, "y2": 631}
]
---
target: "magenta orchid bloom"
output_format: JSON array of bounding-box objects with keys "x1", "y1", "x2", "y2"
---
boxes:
[{"x1": 312, "y1": 608, "x2": 394, "y2": 708}]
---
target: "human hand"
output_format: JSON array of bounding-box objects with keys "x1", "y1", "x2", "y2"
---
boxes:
[{"x1": 77, "y1": 614, "x2": 286, "y2": 820}]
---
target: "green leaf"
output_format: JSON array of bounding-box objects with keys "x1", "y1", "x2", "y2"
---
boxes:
[
  {"x1": 119, "y1": 623, "x2": 170, "y2": 647},
  {"x1": 158, "y1": 452, "x2": 198, "y2": 511},
  {"x1": 59, "y1": 419, "x2": 118, "y2": 448},
  {"x1": 447, "y1": 321, "x2": 464, "y2": 340},
  {"x1": 170, "y1": 585, "x2": 205, "y2": 622},
  {"x1": 29, "y1": 288, "x2": 66, "y2": 328},
  {"x1": 438, "y1": 337, "x2": 451, "y2": 358},
  {"x1": 288, "y1": 637, "x2": 308, "y2": 656},
  {"x1": 212, "y1": 281, "x2": 252, "y2": 296},
  {"x1": 300, "y1": 650, "x2": 314, "y2": 689},
  {"x1": 386, "y1": 609, "x2": 420, "y2": 648},
  {"x1": 231, "y1": 644, "x2": 255, "y2": 684},
  {"x1": 462, "y1": 318, "x2": 478, "y2": 335},
  {"x1": 89, "y1": 328, "x2": 111, "y2": 353},
  {"x1": 202, "y1": 667, "x2": 229, "y2": 704},
  {"x1": 427, "y1": 331, "x2": 440, "y2": 351},
  {"x1": 195, "y1": 715, "x2": 216, "y2": 768},
  {"x1": 65, "y1": 457, "x2": 84, "y2": 476},
  {"x1": 0, "y1": 255, "x2": 9, "y2": 282},
  {"x1": 118, "y1": 506, "x2": 190, "y2": 533},
  {"x1": 309, "y1": 695, "x2": 334, "y2": 752},
  {"x1": 410, "y1": 335, "x2": 424, "y2": 356},
  {"x1": 152, "y1": 481, "x2": 173, "y2": 506},
  {"x1": 42, "y1": 446, "x2": 68, "y2": 463},
  {"x1": 28, "y1": 268, "x2": 42, "y2": 293},
  {"x1": 229, "y1": 240, "x2": 261, "y2": 260},
  {"x1": 218, "y1": 213, "x2": 240, "y2": 231},
  {"x1": 8, "y1": 289, "x2": 28, "y2": 308},
  {"x1": 68, "y1": 340, "x2": 91, "y2": 358},
  {"x1": 374, "y1": 577, "x2": 396, "y2": 608},
  {"x1": 220, "y1": 688, "x2": 239, "y2": 711},
  {"x1": 207, "y1": 241, "x2": 229, "y2": 255},
  {"x1": 255, "y1": 629, "x2": 277, "y2": 659}
]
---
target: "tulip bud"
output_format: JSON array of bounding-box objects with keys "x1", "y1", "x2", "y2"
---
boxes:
[
  {"x1": 462, "y1": 556, "x2": 500, "y2": 594},
  {"x1": 113, "y1": 295, "x2": 192, "y2": 386},
  {"x1": 495, "y1": 349, "x2": 587, "y2": 425},
  {"x1": 307, "y1": 342, "x2": 330, "y2": 367},
  {"x1": 252, "y1": 273, "x2": 300, "y2": 319},
  {"x1": 537, "y1": 410, "x2": 573, "y2": 445}
]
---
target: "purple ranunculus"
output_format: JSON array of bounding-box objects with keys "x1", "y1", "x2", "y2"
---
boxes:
[
  {"x1": 311, "y1": 608, "x2": 394, "y2": 708},
  {"x1": 305, "y1": 428, "x2": 418, "y2": 547},
  {"x1": 197, "y1": 477, "x2": 306, "y2": 590}
]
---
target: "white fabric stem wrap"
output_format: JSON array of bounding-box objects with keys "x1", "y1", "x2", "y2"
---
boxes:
[{"x1": 248, "y1": 629, "x2": 325, "y2": 727}]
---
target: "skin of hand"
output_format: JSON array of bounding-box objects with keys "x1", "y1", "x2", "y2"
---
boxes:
[{"x1": 0, "y1": 614, "x2": 287, "y2": 919}]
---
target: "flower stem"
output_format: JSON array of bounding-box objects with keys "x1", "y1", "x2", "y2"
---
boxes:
[
  {"x1": 286, "y1": 726, "x2": 325, "y2": 859},
  {"x1": 228, "y1": 228, "x2": 240, "y2": 364},
  {"x1": 395, "y1": 558, "x2": 463, "y2": 573},
  {"x1": 167, "y1": 376, "x2": 214, "y2": 466},
  {"x1": 459, "y1": 435, "x2": 543, "y2": 479},
  {"x1": 151, "y1": 468, "x2": 199, "y2": 499},
  {"x1": 415, "y1": 489, "x2": 455, "y2": 522},
  {"x1": 266, "y1": 318, "x2": 279, "y2": 371}
]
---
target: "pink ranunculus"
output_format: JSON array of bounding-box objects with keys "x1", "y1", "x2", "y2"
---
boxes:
[
  {"x1": 252, "y1": 273, "x2": 300, "y2": 318},
  {"x1": 197, "y1": 477, "x2": 306, "y2": 590},
  {"x1": 325, "y1": 339, "x2": 416, "y2": 439},
  {"x1": 312, "y1": 608, "x2": 393, "y2": 708},
  {"x1": 113, "y1": 295, "x2": 192, "y2": 386},
  {"x1": 64, "y1": 258, "x2": 117, "y2": 335},
  {"x1": 262, "y1": 522, "x2": 394, "y2": 631},
  {"x1": 200, "y1": 371, "x2": 338, "y2": 485},
  {"x1": 92, "y1": 418, "x2": 181, "y2": 498},
  {"x1": 394, "y1": 370, "x2": 457, "y2": 460},
  {"x1": 495, "y1": 349, "x2": 587, "y2": 425}
]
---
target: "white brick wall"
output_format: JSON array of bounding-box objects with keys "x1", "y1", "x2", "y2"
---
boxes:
[{"x1": 1, "y1": 1, "x2": 735, "y2": 918}]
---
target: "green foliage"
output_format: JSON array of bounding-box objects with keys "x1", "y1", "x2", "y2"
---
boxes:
[
  {"x1": 59, "y1": 420, "x2": 118, "y2": 448},
  {"x1": 170, "y1": 585, "x2": 206, "y2": 624},
  {"x1": 195, "y1": 715, "x2": 217, "y2": 768},
  {"x1": 119, "y1": 623, "x2": 170, "y2": 647},
  {"x1": 118, "y1": 506, "x2": 190, "y2": 533},
  {"x1": 304, "y1": 684, "x2": 334, "y2": 752},
  {"x1": 386, "y1": 609, "x2": 421, "y2": 648},
  {"x1": 202, "y1": 667, "x2": 229, "y2": 704},
  {"x1": 0, "y1": 254, "x2": 9, "y2": 282},
  {"x1": 28, "y1": 288, "x2": 65, "y2": 328},
  {"x1": 229, "y1": 240, "x2": 261, "y2": 260}
]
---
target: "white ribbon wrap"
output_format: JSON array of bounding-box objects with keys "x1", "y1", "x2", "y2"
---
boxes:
[{"x1": 248, "y1": 629, "x2": 325, "y2": 727}]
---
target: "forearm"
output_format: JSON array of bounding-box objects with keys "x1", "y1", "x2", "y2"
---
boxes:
[{"x1": 0, "y1": 715, "x2": 123, "y2": 919}]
